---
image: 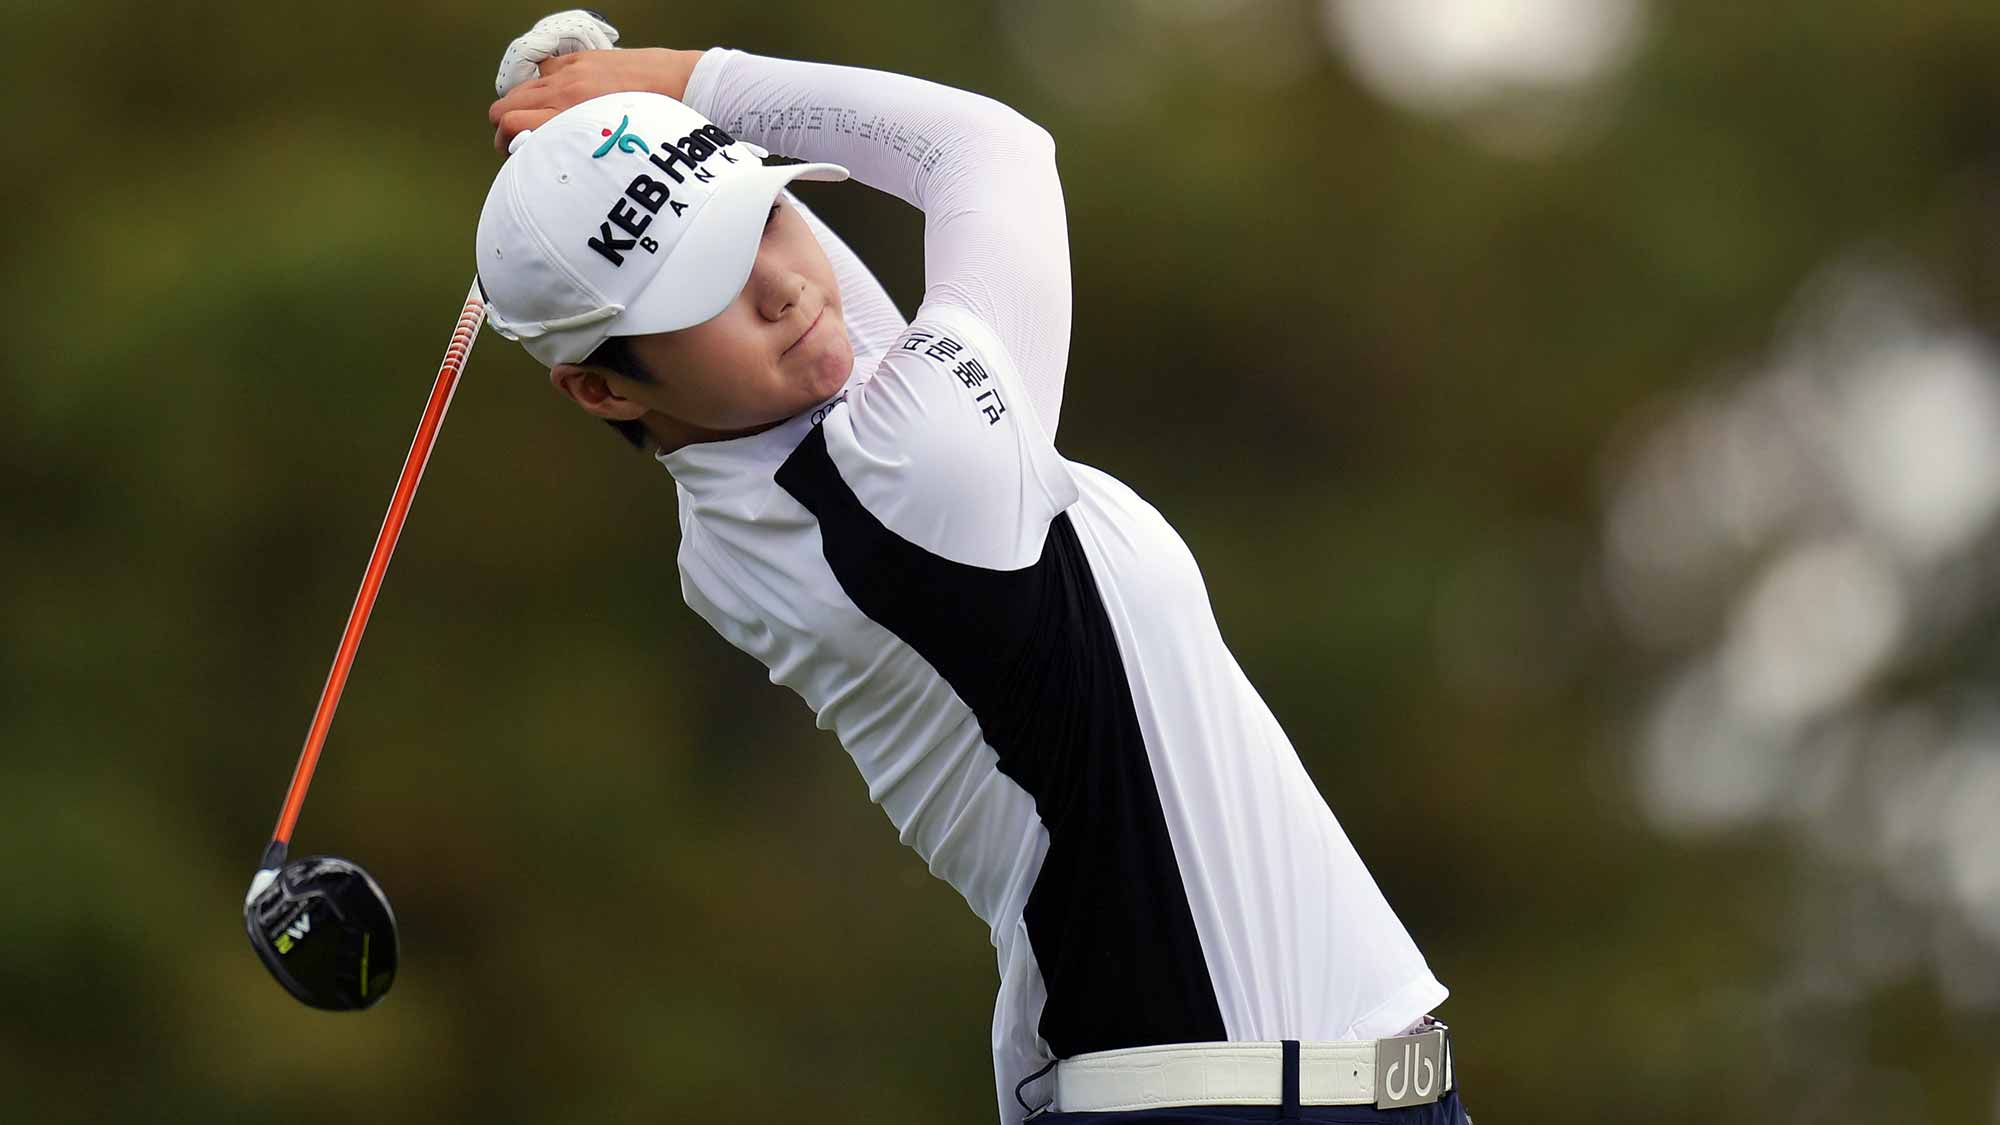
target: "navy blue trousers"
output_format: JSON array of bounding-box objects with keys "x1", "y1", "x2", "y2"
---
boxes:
[{"x1": 1035, "y1": 1090, "x2": 1472, "y2": 1124}]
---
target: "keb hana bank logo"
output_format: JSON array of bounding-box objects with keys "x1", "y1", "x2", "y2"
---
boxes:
[
  {"x1": 593, "y1": 115, "x2": 649, "y2": 158},
  {"x1": 580, "y1": 116, "x2": 747, "y2": 267}
]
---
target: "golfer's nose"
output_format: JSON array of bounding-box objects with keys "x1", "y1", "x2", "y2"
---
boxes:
[{"x1": 752, "y1": 261, "x2": 807, "y2": 322}]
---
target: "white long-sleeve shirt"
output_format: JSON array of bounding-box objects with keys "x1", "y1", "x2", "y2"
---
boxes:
[{"x1": 673, "y1": 48, "x2": 1446, "y2": 1124}]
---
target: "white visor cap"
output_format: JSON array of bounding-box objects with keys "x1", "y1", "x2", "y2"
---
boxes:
[{"x1": 475, "y1": 91, "x2": 848, "y2": 367}]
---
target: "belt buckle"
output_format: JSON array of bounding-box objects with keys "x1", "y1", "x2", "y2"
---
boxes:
[{"x1": 1374, "y1": 1028, "x2": 1447, "y2": 1109}]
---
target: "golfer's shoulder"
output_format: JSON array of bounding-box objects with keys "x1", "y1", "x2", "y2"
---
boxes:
[
  {"x1": 833, "y1": 308, "x2": 1075, "y2": 568},
  {"x1": 857, "y1": 307, "x2": 1037, "y2": 442}
]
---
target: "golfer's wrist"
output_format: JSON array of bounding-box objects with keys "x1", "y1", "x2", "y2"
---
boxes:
[{"x1": 648, "y1": 47, "x2": 708, "y2": 102}]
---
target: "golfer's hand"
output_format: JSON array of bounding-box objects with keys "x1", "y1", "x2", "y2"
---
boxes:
[
  {"x1": 490, "y1": 47, "x2": 705, "y2": 154},
  {"x1": 494, "y1": 9, "x2": 620, "y2": 96}
]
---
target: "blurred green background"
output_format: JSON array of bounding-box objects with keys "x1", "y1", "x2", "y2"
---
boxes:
[{"x1": 5, "y1": 0, "x2": 1998, "y2": 1121}]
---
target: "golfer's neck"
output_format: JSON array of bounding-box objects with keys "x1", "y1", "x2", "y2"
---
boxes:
[{"x1": 642, "y1": 410, "x2": 786, "y2": 456}]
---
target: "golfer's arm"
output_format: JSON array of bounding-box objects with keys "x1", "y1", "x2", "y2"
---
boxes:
[{"x1": 683, "y1": 48, "x2": 1073, "y2": 435}]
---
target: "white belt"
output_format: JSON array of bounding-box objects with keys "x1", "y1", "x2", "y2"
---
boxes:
[{"x1": 1051, "y1": 1031, "x2": 1454, "y2": 1114}]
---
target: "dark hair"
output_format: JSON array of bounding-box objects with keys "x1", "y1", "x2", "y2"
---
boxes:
[{"x1": 582, "y1": 335, "x2": 652, "y2": 451}]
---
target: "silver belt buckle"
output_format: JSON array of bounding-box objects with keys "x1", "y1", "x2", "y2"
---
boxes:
[{"x1": 1374, "y1": 1028, "x2": 1447, "y2": 1109}]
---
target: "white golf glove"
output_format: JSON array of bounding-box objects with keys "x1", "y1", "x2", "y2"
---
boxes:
[{"x1": 494, "y1": 9, "x2": 621, "y2": 97}]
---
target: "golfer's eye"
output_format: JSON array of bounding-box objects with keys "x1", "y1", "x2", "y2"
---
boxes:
[{"x1": 766, "y1": 203, "x2": 781, "y2": 229}]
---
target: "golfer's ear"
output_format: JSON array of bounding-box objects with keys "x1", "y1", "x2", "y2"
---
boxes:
[{"x1": 550, "y1": 363, "x2": 648, "y2": 421}]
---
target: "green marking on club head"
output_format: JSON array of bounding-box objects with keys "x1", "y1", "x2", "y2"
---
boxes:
[{"x1": 360, "y1": 931, "x2": 371, "y2": 997}]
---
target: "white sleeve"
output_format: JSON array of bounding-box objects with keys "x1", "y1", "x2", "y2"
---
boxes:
[{"x1": 682, "y1": 48, "x2": 1073, "y2": 438}]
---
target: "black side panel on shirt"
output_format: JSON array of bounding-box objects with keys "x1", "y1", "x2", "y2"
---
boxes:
[{"x1": 776, "y1": 424, "x2": 1226, "y2": 1058}]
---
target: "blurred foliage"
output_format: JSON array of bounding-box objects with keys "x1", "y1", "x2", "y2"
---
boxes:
[{"x1": 4, "y1": 0, "x2": 1998, "y2": 1122}]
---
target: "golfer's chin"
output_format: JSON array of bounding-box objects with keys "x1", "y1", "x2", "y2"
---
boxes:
[
  {"x1": 725, "y1": 350, "x2": 856, "y2": 435},
  {"x1": 789, "y1": 311, "x2": 855, "y2": 401}
]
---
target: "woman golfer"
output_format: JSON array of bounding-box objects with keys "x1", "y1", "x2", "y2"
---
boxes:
[{"x1": 479, "y1": 13, "x2": 1466, "y2": 1124}]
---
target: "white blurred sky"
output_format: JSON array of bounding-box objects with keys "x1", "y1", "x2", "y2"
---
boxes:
[
  {"x1": 1322, "y1": 0, "x2": 1647, "y2": 111},
  {"x1": 1320, "y1": 0, "x2": 1648, "y2": 152}
]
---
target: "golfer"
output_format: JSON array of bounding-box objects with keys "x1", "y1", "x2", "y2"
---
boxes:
[{"x1": 478, "y1": 13, "x2": 1467, "y2": 1124}]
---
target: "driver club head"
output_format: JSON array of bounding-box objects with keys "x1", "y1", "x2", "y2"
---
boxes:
[{"x1": 244, "y1": 855, "x2": 399, "y2": 1011}]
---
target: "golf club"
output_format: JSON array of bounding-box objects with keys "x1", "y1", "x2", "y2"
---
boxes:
[{"x1": 243, "y1": 280, "x2": 487, "y2": 1010}]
